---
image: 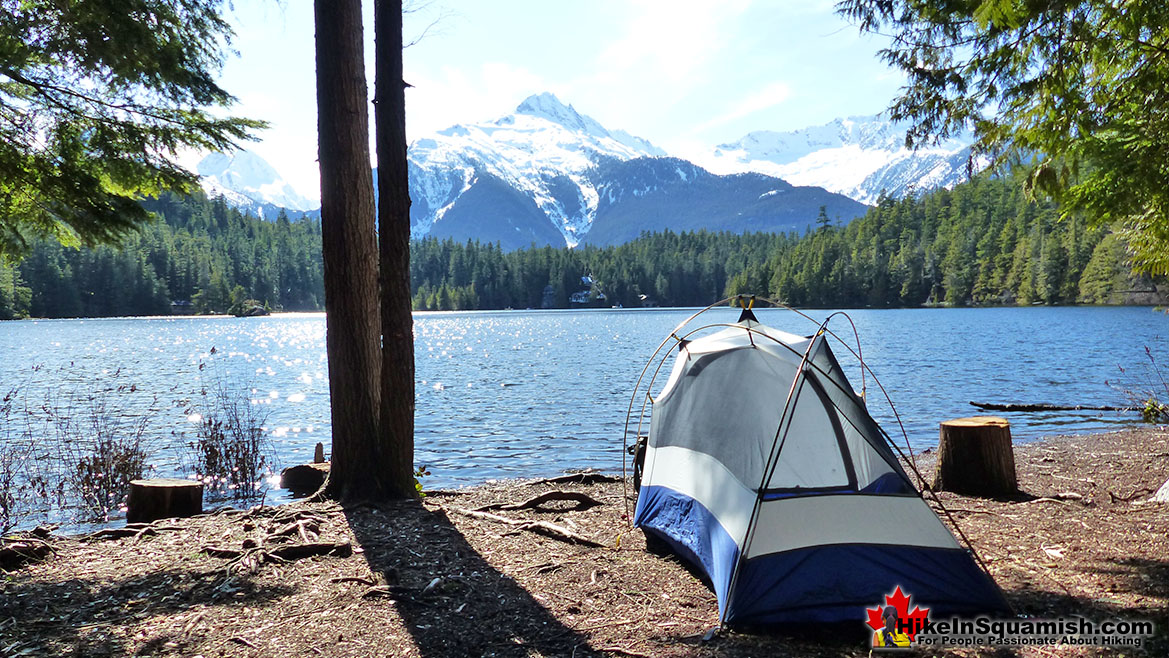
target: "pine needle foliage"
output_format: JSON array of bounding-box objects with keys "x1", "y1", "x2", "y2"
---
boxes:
[
  {"x1": 836, "y1": 0, "x2": 1169, "y2": 274},
  {"x1": 0, "y1": 0, "x2": 265, "y2": 254}
]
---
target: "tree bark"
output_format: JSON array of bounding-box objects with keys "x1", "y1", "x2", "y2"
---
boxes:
[
  {"x1": 374, "y1": 0, "x2": 418, "y2": 499},
  {"x1": 314, "y1": 0, "x2": 384, "y2": 501},
  {"x1": 932, "y1": 416, "x2": 1018, "y2": 498}
]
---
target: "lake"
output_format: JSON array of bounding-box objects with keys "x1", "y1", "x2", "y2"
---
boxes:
[{"x1": 4, "y1": 306, "x2": 1166, "y2": 501}]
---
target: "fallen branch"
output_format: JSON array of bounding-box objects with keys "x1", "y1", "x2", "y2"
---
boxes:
[
  {"x1": 330, "y1": 576, "x2": 377, "y2": 586},
  {"x1": 969, "y1": 401, "x2": 1136, "y2": 412},
  {"x1": 476, "y1": 490, "x2": 603, "y2": 513},
  {"x1": 1021, "y1": 497, "x2": 1072, "y2": 506},
  {"x1": 266, "y1": 541, "x2": 352, "y2": 561},
  {"x1": 532, "y1": 472, "x2": 620, "y2": 486},
  {"x1": 229, "y1": 636, "x2": 258, "y2": 649},
  {"x1": 452, "y1": 508, "x2": 606, "y2": 548},
  {"x1": 83, "y1": 522, "x2": 183, "y2": 543},
  {"x1": 1108, "y1": 487, "x2": 1153, "y2": 503},
  {"x1": 202, "y1": 545, "x2": 244, "y2": 559},
  {"x1": 201, "y1": 541, "x2": 351, "y2": 564}
]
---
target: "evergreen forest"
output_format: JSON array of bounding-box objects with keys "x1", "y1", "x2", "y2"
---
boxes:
[{"x1": 0, "y1": 177, "x2": 1149, "y2": 320}]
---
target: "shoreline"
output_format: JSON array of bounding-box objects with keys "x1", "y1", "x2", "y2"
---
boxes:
[
  {"x1": 3, "y1": 426, "x2": 1168, "y2": 656},
  {"x1": 3, "y1": 303, "x2": 1165, "y2": 322}
]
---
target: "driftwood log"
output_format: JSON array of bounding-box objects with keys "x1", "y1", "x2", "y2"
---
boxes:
[
  {"x1": 126, "y1": 478, "x2": 203, "y2": 524},
  {"x1": 531, "y1": 472, "x2": 621, "y2": 486},
  {"x1": 476, "y1": 490, "x2": 603, "y2": 513},
  {"x1": 932, "y1": 416, "x2": 1018, "y2": 498},
  {"x1": 970, "y1": 401, "x2": 1136, "y2": 412}
]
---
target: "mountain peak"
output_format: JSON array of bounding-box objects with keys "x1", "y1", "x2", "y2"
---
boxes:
[
  {"x1": 515, "y1": 92, "x2": 605, "y2": 135},
  {"x1": 515, "y1": 92, "x2": 573, "y2": 117}
]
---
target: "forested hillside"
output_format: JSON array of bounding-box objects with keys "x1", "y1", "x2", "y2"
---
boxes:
[
  {"x1": 0, "y1": 177, "x2": 1154, "y2": 320},
  {"x1": 0, "y1": 193, "x2": 324, "y2": 319},
  {"x1": 411, "y1": 177, "x2": 1148, "y2": 310}
]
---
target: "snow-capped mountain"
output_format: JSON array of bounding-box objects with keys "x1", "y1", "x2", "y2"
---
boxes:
[
  {"x1": 197, "y1": 150, "x2": 320, "y2": 217},
  {"x1": 408, "y1": 93, "x2": 866, "y2": 249},
  {"x1": 408, "y1": 92, "x2": 667, "y2": 247},
  {"x1": 698, "y1": 115, "x2": 976, "y2": 204}
]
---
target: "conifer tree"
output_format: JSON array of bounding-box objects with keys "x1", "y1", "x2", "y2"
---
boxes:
[{"x1": 0, "y1": 0, "x2": 264, "y2": 254}]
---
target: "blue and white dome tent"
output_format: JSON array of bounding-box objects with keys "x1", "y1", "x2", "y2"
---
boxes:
[{"x1": 622, "y1": 296, "x2": 1010, "y2": 626}]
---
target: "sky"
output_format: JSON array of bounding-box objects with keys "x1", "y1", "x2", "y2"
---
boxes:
[{"x1": 209, "y1": 0, "x2": 905, "y2": 202}]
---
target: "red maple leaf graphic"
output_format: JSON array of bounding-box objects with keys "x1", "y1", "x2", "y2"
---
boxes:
[{"x1": 865, "y1": 586, "x2": 931, "y2": 641}]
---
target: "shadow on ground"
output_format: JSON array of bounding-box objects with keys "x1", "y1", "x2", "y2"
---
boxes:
[
  {"x1": 0, "y1": 567, "x2": 293, "y2": 656},
  {"x1": 346, "y1": 500, "x2": 599, "y2": 657}
]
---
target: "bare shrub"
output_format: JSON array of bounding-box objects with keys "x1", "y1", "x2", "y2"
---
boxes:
[
  {"x1": 49, "y1": 387, "x2": 155, "y2": 523},
  {"x1": 186, "y1": 365, "x2": 275, "y2": 502},
  {"x1": 0, "y1": 387, "x2": 50, "y2": 533},
  {"x1": 1111, "y1": 342, "x2": 1169, "y2": 424}
]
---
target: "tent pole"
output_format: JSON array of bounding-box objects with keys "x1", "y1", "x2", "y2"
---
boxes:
[{"x1": 722, "y1": 327, "x2": 825, "y2": 624}]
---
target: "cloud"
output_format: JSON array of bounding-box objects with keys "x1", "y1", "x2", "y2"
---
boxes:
[
  {"x1": 691, "y1": 81, "x2": 793, "y2": 134},
  {"x1": 594, "y1": 0, "x2": 752, "y2": 85},
  {"x1": 405, "y1": 61, "x2": 552, "y2": 139}
]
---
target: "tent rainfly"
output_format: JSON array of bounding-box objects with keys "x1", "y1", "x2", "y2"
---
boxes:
[{"x1": 631, "y1": 304, "x2": 1010, "y2": 626}]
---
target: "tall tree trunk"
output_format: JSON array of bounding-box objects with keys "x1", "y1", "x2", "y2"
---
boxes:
[
  {"x1": 314, "y1": 0, "x2": 384, "y2": 501},
  {"x1": 374, "y1": 0, "x2": 417, "y2": 498}
]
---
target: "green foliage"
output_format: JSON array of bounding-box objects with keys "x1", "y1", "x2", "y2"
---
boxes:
[
  {"x1": 0, "y1": 0, "x2": 265, "y2": 255},
  {"x1": 0, "y1": 192, "x2": 324, "y2": 318},
  {"x1": 836, "y1": 0, "x2": 1169, "y2": 274},
  {"x1": 1, "y1": 178, "x2": 1155, "y2": 318},
  {"x1": 413, "y1": 465, "x2": 431, "y2": 498},
  {"x1": 410, "y1": 177, "x2": 1134, "y2": 310}
]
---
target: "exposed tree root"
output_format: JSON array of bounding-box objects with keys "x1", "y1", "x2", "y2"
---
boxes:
[{"x1": 452, "y1": 508, "x2": 606, "y2": 548}]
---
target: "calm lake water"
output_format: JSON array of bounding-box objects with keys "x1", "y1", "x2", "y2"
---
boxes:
[{"x1": 4, "y1": 307, "x2": 1166, "y2": 502}]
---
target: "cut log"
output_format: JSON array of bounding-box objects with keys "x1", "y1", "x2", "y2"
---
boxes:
[
  {"x1": 281, "y1": 462, "x2": 330, "y2": 494},
  {"x1": 126, "y1": 478, "x2": 203, "y2": 524},
  {"x1": 932, "y1": 416, "x2": 1018, "y2": 498}
]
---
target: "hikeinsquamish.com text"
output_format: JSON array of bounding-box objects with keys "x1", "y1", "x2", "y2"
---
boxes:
[{"x1": 910, "y1": 616, "x2": 1154, "y2": 648}]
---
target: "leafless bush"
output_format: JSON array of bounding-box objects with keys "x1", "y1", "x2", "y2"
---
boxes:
[
  {"x1": 185, "y1": 365, "x2": 275, "y2": 502},
  {"x1": 1111, "y1": 343, "x2": 1169, "y2": 424},
  {"x1": 48, "y1": 387, "x2": 156, "y2": 523}
]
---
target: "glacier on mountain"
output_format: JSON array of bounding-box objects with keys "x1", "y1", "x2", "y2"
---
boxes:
[
  {"x1": 698, "y1": 115, "x2": 975, "y2": 204},
  {"x1": 197, "y1": 150, "x2": 320, "y2": 215},
  {"x1": 408, "y1": 92, "x2": 666, "y2": 246}
]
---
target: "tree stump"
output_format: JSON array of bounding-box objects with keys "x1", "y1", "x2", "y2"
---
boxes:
[
  {"x1": 126, "y1": 479, "x2": 203, "y2": 524},
  {"x1": 932, "y1": 416, "x2": 1018, "y2": 497},
  {"x1": 281, "y1": 462, "x2": 330, "y2": 494}
]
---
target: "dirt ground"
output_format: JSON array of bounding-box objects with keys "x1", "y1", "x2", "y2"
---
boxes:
[{"x1": 2, "y1": 427, "x2": 1168, "y2": 657}]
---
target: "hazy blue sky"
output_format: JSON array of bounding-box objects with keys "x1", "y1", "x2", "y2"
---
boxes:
[{"x1": 209, "y1": 0, "x2": 903, "y2": 199}]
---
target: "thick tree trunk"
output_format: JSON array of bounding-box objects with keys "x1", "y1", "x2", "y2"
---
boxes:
[
  {"x1": 932, "y1": 416, "x2": 1019, "y2": 497},
  {"x1": 374, "y1": 0, "x2": 417, "y2": 499},
  {"x1": 314, "y1": 0, "x2": 384, "y2": 501},
  {"x1": 125, "y1": 478, "x2": 202, "y2": 523}
]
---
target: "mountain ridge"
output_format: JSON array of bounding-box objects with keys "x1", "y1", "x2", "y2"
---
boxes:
[{"x1": 195, "y1": 94, "x2": 979, "y2": 246}]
